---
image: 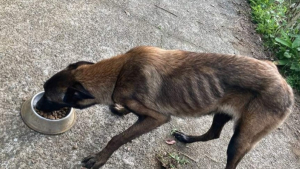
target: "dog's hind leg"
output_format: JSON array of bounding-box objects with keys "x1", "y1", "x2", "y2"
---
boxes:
[
  {"x1": 109, "y1": 104, "x2": 130, "y2": 116},
  {"x1": 173, "y1": 113, "x2": 232, "y2": 143},
  {"x1": 225, "y1": 110, "x2": 289, "y2": 169}
]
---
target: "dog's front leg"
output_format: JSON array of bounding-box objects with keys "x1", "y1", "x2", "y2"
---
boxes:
[{"x1": 82, "y1": 100, "x2": 170, "y2": 169}]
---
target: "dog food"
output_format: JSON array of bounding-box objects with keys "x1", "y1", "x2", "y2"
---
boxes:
[{"x1": 34, "y1": 107, "x2": 70, "y2": 120}]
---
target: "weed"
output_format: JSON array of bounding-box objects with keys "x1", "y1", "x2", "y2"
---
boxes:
[
  {"x1": 168, "y1": 153, "x2": 189, "y2": 165},
  {"x1": 250, "y1": 0, "x2": 287, "y2": 36},
  {"x1": 156, "y1": 151, "x2": 190, "y2": 169},
  {"x1": 170, "y1": 129, "x2": 178, "y2": 135},
  {"x1": 275, "y1": 30, "x2": 300, "y2": 71},
  {"x1": 249, "y1": 0, "x2": 300, "y2": 91}
]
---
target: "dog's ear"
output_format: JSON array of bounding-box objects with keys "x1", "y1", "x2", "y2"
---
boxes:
[
  {"x1": 67, "y1": 61, "x2": 94, "y2": 70},
  {"x1": 64, "y1": 82, "x2": 95, "y2": 103}
]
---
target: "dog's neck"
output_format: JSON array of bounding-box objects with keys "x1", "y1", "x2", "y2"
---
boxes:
[{"x1": 74, "y1": 54, "x2": 130, "y2": 105}]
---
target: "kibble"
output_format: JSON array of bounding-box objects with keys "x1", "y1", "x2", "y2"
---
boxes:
[{"x1": 34, "y1": 107, "x2": 70, "y2": 120}]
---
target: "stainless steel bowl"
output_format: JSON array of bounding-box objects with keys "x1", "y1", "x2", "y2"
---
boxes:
[{"x1": 20, "y1": 91, "x2": 76, "y2": 135}]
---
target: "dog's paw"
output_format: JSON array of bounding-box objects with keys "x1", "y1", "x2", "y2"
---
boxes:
[
  {"x1": 109, "y1": 104, "x2": 130, "y2": 116},
  {"x1": 172, "y1": 131, "x2": 190, "y2": 143},
  {"x1": 81, "y1": 154, "x2": 106, "y2": 169}
]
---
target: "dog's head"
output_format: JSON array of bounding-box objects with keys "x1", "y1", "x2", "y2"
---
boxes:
[{"x1": 36, "y1": 61, "x2": 96, "y2": 112}]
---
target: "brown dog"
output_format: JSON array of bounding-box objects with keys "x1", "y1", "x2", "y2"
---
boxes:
[{"x1": 36, "y1": 46, "x2": 294, "y2": 169}]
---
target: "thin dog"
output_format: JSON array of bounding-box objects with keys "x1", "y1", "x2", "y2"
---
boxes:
[{"x1": 36, "y1": 46, "x2": 294, "y2": 169}]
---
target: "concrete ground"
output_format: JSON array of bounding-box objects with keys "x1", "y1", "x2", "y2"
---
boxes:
[{"x1": 1, "y1": 0, "x2": 299, "y2": 168}]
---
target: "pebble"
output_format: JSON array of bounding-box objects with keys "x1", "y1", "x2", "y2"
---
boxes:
[
  {"x1": 123, "y1": 158, "x2": 135, "y2": 166},
  {"x1": 72, "y1": 144, "x2": 78, "y2": 150}
]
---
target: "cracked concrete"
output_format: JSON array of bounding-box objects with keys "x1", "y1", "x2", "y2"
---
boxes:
[{"x1": 1, "y1": 0, "x2": 299, "y2": 169}]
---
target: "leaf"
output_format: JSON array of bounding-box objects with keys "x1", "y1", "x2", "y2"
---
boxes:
[
  {"x1": 290, "y1": 63, "x2": 300, "y2": 71},
  {"x1": 292, "y1": 37, "x2": 300, "y2": 49},
  {"x1": 275, "y1": 37, "x2": 292, "y2": 48},
  {"x1": 170, "y1": 129, "x2": 178, "y2": 135},
  {"x1": 275, "y1": 0, "x2": 284, "y2": 3},
  {"x1": 290, "y1": 34, "x2": 300, "y2": 38},
  {"x1": 275, "y1": 59, "x2": 290, "y2": 65},
  {"x1": 280, "y1": 29, "x2": 289, "y2": 40},
  {"x1": 290, "y1": 49, "x2": 299, "y2": 58},
  {"x1": 284, "y1": 51, "x2": 292, "y2": 58}
]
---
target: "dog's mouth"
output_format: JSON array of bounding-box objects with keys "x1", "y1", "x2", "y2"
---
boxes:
[{"x1": 35, "y1": 95, "x2": 69, "y2": 112}]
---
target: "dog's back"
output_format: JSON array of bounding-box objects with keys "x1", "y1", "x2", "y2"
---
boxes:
[{"x1": 119, "y1": 46, "x2": 293, "y2": 119}]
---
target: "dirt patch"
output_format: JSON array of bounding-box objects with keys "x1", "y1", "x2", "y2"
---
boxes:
[{"x1": 229, "y1": 1, "x2": 270, "y2": 60}]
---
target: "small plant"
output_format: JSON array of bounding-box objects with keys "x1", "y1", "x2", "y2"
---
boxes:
[
  {"x1": 249, "y1": 0, "x2": 300, "y2": 91},
  {"x1": 156, "y1": 151, "x2": 190, "y2": 169},
  {"x1": 168, "y1": 153, "x2": 189, "y2": 165},
  {"x1": 275, "y1": 30, "x2": 300, "y2": 71},
  {"x1": 250, "y1": 0, "x2": 287, "y2": 36},
  {"x1": 170, "y1": 164, "x2": 175, "y2": 168},
  {"x1": 286, "y1": 74, "x2": 300, "y2": 90},
  {"x1": 170, "y1": 128, "x2": 178, "y2": 135}
]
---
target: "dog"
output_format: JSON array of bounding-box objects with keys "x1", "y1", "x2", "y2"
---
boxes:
[{"x1": 36, "y1": 46, "x2": 294, "y2": 169}]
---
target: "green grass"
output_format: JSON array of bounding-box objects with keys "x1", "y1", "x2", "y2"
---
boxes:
[{"x1": 249, "y1": 0, "x2": 300, "y2": 91}]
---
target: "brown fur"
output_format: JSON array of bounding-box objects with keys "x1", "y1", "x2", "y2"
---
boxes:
[
  {"x1": 39, "y1": 46, "x2": 294, "y2": 169},
  {"x1": 77, "y1": 46, "x2": 293, "y2": 116}
]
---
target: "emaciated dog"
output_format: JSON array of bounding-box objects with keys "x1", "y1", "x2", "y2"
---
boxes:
[{"x1": 36, "y1": 46, "x2": 294, "y2": 169}]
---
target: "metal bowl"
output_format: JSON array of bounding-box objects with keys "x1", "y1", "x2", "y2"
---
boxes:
[{"x1": 20, "y1": 91, "x2": 76, "y2": 135}]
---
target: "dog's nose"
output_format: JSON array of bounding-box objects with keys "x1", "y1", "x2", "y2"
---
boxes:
[
  {"x1": 35, "y1": 100, "x2": 43, "y2": 110},
  {"x1": 35, "y1": 103, "x2": 41, "y2": 110},
  {"x1": 36, "y1": 96, "x2": 46, "y2": 110}
]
